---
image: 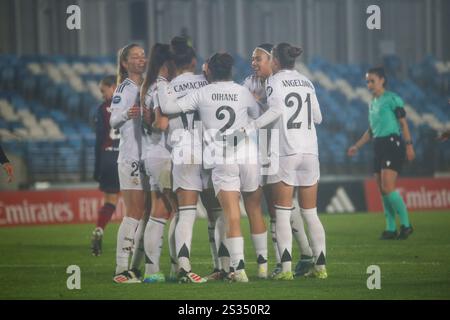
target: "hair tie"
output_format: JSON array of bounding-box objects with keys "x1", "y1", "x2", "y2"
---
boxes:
[{"x1": 256, "y1": 47, "x2": 271, "y2": 56}]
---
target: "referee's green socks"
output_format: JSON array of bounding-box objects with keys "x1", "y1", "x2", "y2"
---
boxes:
[
  {"x1": 386, "y1": 191, "x2": 411, "y2": 228},
  {"x1": 382, "y1": 195, "x2": 396, "y2": 232}
]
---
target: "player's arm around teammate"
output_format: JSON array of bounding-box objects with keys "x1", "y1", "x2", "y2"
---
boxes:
[
  {"x1": 158, "y1": 53, "x2": 267, "y2": 282},
  {"x1": 247, "y1": 44, "x2": 315, "y2": 278},
  {"x1": 110, "y1": 43, "x2": 147, "y2": 283},
  {"x1": 155, "y1": 37, "x2": 212, "y2": 283},
  {"x1": 139, "y1": 43, "x2": 177, "y2": 283},
  {"x1": 348, "y1": 67, "x2": 414, "y2": 240},
  {"x1": 242, "y1": 43, "x2": 327, "y2": 280}
]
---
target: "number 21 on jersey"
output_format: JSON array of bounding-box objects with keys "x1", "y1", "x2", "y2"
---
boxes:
[{"x1": 285, "y1": 92, "x2": 312, "y2": 130}]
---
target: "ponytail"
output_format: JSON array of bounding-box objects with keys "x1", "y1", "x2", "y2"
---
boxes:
[
  {"x1": 116, "y1": 43, "x2": 140, "y2": 85},
  {"x1": 141, "y1": 43, "x2": 172, "y2": 106},
  {"x1": 272, "y1": 42, "x2": 303, "y2": 69}
]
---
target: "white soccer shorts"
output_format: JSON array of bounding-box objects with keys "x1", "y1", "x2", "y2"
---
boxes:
[
  {"x1": 267, "y1": 153, "x2": 320, "y2": 187},
  {"x1": 143, "y1": 157, "x2": 172, "y2": 192},
  {"x1": 172, "y1": 163, "x2": 210, "y2": 192},
  {"x1": 118, "y1": 160, "x2": 145, "y2": 191},
  {"x1": 211, "y1": 163, "x2": 260, "y2": 196}
]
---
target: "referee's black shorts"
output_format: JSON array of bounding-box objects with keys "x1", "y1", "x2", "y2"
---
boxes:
[
  {"x1": 373, "y1": 134, "x2": 406, "y2": 174},
  {"x1": 98, "y1": 150, "x2": 120, "y2": 194}
]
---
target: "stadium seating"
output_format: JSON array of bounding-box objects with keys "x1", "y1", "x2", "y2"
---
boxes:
[{"x1": 0, "y1": 53, "x2": 449, "y2": 185}]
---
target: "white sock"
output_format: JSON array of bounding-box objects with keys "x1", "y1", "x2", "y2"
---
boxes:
[
  {"x1": 94, "y1": 227, "x2": 103, "y2": 235},
  {"x1": 168, "y1": 212, "x2": 178, "y2": 274},
  {"x1": 115, "y1": 216, "x2": 139, "y2": 275},
  {"x1": 291, "y1": 208, "x2": 313, "y2": 257},
  {"x1": 215, "y1": 215, "x2": 229, "y2": 272},
  {"x1": 175, "y1": 206, "x2": 197, "y2": 273},
  {"x1": 275, "y1": 205, "x2": 293, "y2": 273},
  {"x1": 270, "y1": 218, "x2": 281, "y2": 264},
  {"x1": 208, "y1": 208, "x2": 222, "y2": 271},
  {"x1": 225, "y1": 236, "x2": 245, "y2": 273},
  {"x1": 251, "y1": 232, "x2": 268, "y2": 267},
  {"x1": 143, "y1": 217, "x2": 167, "y2": 275},
  {"x1": 301, "y1": 207, "x2": 326, "y2": 268},
  {"x1": 130, "y1": 218, "x2": 147, "y2": 271}
]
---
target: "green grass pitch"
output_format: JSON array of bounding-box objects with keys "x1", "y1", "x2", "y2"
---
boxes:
[{"x1": 0, "y1": 211, "x2": 449, "y2": 300}]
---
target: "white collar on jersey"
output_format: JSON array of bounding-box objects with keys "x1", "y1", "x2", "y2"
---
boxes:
[
  {"x1": 173, "y1": 71, "x2": 195, "y2": 80},
  {"x1": 274, "y1": 69, "x2": 295, "y2": 76},
  {"x1": 125, "y1": 77, "x2": 138, "y2": 86}
]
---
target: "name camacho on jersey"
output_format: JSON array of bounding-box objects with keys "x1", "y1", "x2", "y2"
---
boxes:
[
  {"x1": 109, "y1": 78, "x2": 142, "y2": 163},
  {"x1": 165, "y1": 72, "x2": 208, "y2": 150},
  {"x1": 174, "y1": 80, "x2": 260, "y2": 168},
  {"x1": 265, "y1": 69, "x2": 322, "y2": 156},
  {"x1": 142, "y1": 82, "x2": 170, "y2": 159}
]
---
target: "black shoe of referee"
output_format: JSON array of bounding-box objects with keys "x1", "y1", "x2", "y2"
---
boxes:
[
  {"x1": 397, "y1": 225, "x2": 413, "y2": 240},
  {"x1": 379, "y1": 230, "x2": 398, "y2": 240}
]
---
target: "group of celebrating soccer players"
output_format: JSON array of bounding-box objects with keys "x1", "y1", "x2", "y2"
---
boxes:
[
  {"x1": 90, "y1": 36, "x2": 328, "y2": 284},
  {"x1": 90, "y1": 35, "x2": 418, "y2": 285}
]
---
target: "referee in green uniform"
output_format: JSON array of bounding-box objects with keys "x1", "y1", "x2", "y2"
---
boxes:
[{"x1": 348, "y1": 67, "x2": 415, "y2": 240}]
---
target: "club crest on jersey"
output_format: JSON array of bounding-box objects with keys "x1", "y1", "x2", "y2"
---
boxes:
[{"x1": 112, "y1": 95, "x2": 121, "y2": 104}]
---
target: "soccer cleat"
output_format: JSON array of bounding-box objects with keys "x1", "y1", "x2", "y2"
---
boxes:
[
  {"x1": 143, "y1": 272, "x2": 166, "y2": 283},
  {"x1": 91, "y1": 228, "x2": 103, "y2": 256},
  {"x1": 305, "y1": 267, "x2": 328, "y2": 279},
  {"x1": 225, "y1": 270, "x2": 249, "y2": 283},
  {"x1": 379, "y1": 230, "x2": 398, "y2": 240},
  {"x1": 294, "y1": 256, "x2": 314, "y2": 277},
  {"x1": 204, "y1": 269, "x2": 225, "y2": 281},
  {"x1": 113, "y1": 270, "x2": 141, "y2": 284},
  {"x1": 270, "y1": 263, "x2": 282, "y2": 279},
  {"x1": 178, "y1": 270, "x2": 207, "y2": 284},
  {"x1": 272, "y1": 271, "x2": 294, "y2": 281},
  {"x1": 257, "y1": 263, "x2": 268, "y2": 279},
  {"x1": 397, "y1": 225, "x2": 413, "y2": 240},
  {"x1": 130, "y1": 268, "x2": 142, "y2": 279}
]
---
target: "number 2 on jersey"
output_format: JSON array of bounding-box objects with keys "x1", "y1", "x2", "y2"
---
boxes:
[
  {"x1": 216, "y1": 105, "x2": 236, "y2": 133},
  {"x1": 285, "y1": 92, "x2": 312, "y2": 130}
]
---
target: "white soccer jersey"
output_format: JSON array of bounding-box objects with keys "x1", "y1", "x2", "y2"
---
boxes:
[
  {"x1": 243, "y1": 74, "x2": 269, "y2": 115},
  {"x1": 141, "y1": 82, "x2": 170, "y2": 160},
  {"x1": 243, "y1": 74, "x2": 274, "y2": 169},
  {"x1": 110, "y1": 78, "x2": 142, "y2": 163},
  {"x1": 166, "y1": 72, "x2": 208, "y2": 149},
  {"x1": 263, "y1": 69, "x2": 322, "y2": 156},
  {"x1": 174, "y1": 81, "x2": 260, "y2": 167}
]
